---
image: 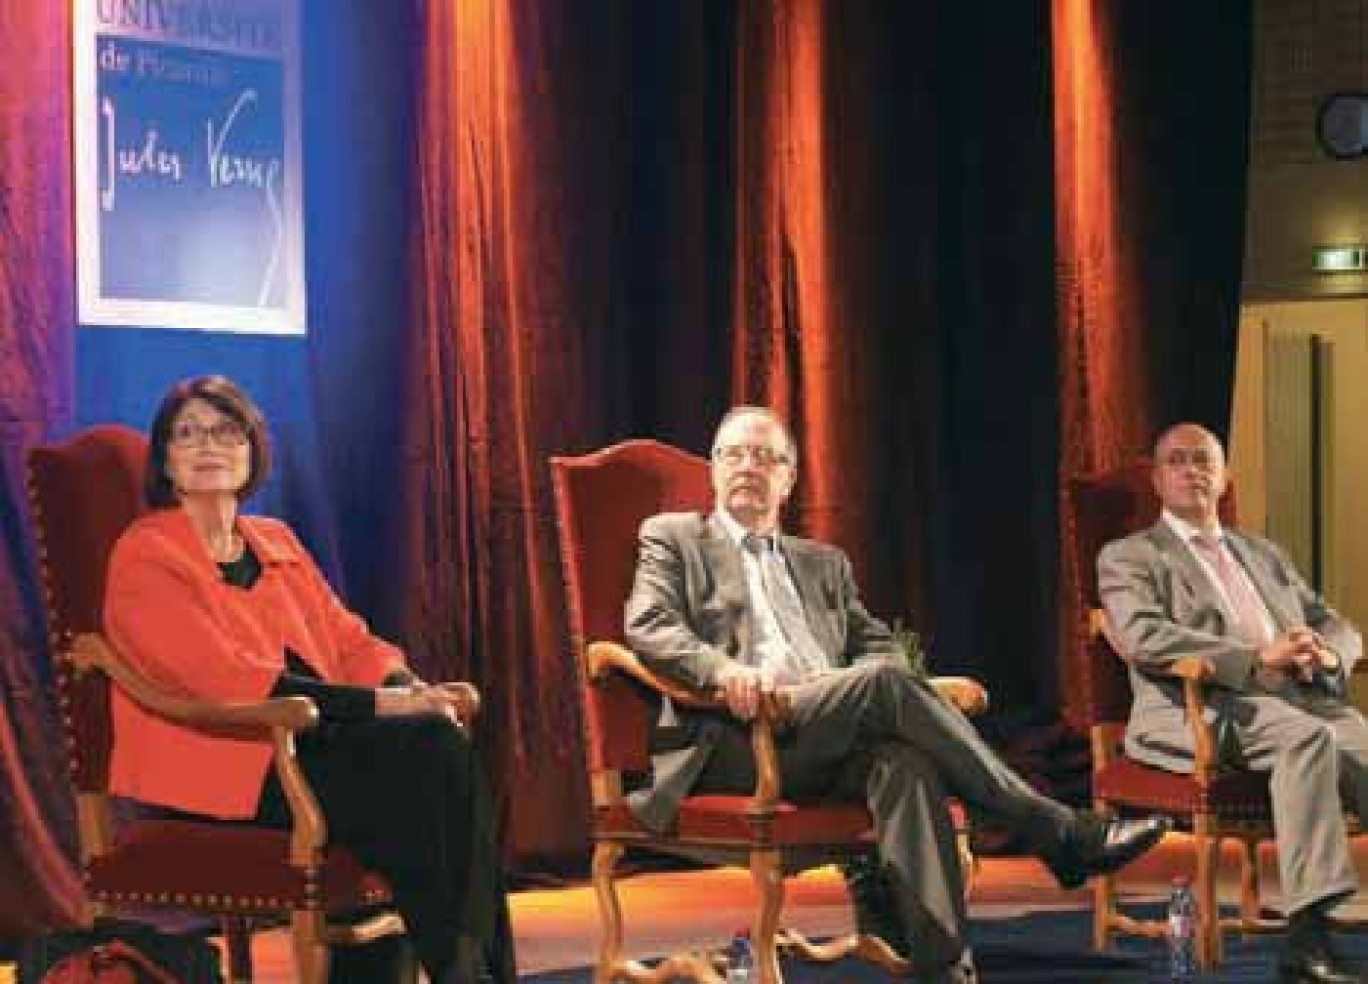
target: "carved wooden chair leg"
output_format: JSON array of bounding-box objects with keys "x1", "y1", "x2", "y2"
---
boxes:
[
  {"x1": 220, "y1": 916, "x2": 253, "y2": 983},
  {"x1": 955, "y1": 828, "x2": 977, "y2": 895},
  {"x1": 1089, "y1": 799, "x2": 1117, "y2": 952},
  {"x1": 593, "y1": 841, "x2": 627, "y2": 984},
  {"x1": 289, "y1": 909, "x2": 330, "y2": 984},
  {"x1": 1092, "y1": 872, "x2": 1117, "y2": 951},
  {"x1": 750, "y1": 849, "x2": 785, "y2": 984},
  {"x1": 1193, "y1": 813, "x2": 1222, "y2": 970},
  {"x1": 1237, "y1": 837, "x2": 1261, "y2": 926}
]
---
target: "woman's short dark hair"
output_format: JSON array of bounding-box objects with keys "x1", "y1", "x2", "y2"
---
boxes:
[{"x1": 144, "y1": 375, "x2": 272, "y2": 508}]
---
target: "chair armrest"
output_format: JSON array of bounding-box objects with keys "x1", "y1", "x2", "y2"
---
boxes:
[
  {"x1": 435, "y1": 681, "x2": 482, "y2": 722},
  {"x1": 68, "y1": 633, "x2": 319, "y2": 733},
  {"x1": 1088, "y1": 606, "x2": 1123, "y2": 654},
  {"x1": 586, "y1": 640, "x2": 726, "y2": 709},
  {"x1": 1086, "y1": 610, "x2": 1223, "y2": 782},
  {"x1": 748, "y1": 697, "x2": 784, "y2": 814},
  {"x1": 1166, "y1": 655, "x2": 1218, "y2": 682},
  {"x1": 585, "y1": 641, "x2": 790, "y2": 814},
  {"x1": 1176, "y1": 663, "x2": 1220, "y2": 785},
  {"x1": 68, "y1": 633, "x2": 330, "y2": 865},
  {"x1": 931, "y1": 675, "x2": 988, "y2": 716},
  {"x1": 270, "y1": 725, "x2": 328, "y2": 868},
  {"x1": 586, "y1": 640, "x2": 805, "y2": 716},
  {"x1": 1087, "y1": 608, "x2": 1217, "y2": 683}
]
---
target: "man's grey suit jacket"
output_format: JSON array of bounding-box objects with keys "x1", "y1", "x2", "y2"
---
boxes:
[
  {"x1": 1097, "y1": 519, "x2": 1362, "y2": 772},
  {"x1": 622, "y1": 511, "x2": 900, "y2": 828}
]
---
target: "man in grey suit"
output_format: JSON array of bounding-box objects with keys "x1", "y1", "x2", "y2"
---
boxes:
[
  {"x1": 1099, "y1": 422, "x2": 1368, "y2": 984},
  {"x1": 626, "y1": 406, "x2": 1167, "y2": 984}
]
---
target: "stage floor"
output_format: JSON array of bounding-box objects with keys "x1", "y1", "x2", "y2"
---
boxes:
[
  {"x1": 237, "y1": 833, "x2": 1368, "y2": 979},
  {"x1": 6, "y1": 834, "x2": 1368, "y2": 980}
]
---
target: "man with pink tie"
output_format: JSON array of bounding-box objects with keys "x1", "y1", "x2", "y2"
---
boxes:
[{"x1": 1100, "y1": 422, "x2": 1368, "y2": 984}]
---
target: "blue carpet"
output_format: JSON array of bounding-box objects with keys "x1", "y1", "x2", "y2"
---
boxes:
[{"x1": 520, "y1": 906, "x2": 1368, "y2": 981}]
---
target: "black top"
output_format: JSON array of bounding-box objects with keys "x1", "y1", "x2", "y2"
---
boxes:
[
  {"x1": 218, "y1": 543, "x2": 387, "y2": 720},
  {"x1": 218, "y1": 545, "x2": 262, "y2": 589}
]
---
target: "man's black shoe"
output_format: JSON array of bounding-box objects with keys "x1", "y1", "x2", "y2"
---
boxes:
[
  {"x1": 1280, "y1": 911, "x2": 1366, "y2": 983},
  {"x1": 1279, "y1": 947, "x2": 1365, "y2": 984},
  {"x1": 1043, "y1": 813, "x2": 1170, "y2": 890}
]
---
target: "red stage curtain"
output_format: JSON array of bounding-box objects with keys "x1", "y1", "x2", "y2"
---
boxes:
[
  {"x1": 731, "y1": 0, "x2": 871, "y2": 565},
  {"x1": 1053, "y1": 0, "x2": 1249, "y2": 727},
  {"x1": 728, "y1": 0, "x2": 950, "y2": 619},
  {"x1": 726, "y1": 0, "x2": 1066, "y2": 689},
  {"x1": 406, "y1": 0, "x2": 639, "y2": 862},
  {"x1": 1054, "y1": 0, "x2": 1153, "y2": 731},
  {"x1": 0, "y1": 1, "x2": 86, "y2": 934}
]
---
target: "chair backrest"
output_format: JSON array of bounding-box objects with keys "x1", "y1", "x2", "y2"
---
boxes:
[
  {"x1": 1066, "y1": 459, "x2": 1237, "y2": 727},
  {"x1": 550, "y1": 440, "x2": 713, "y2": 775},
  {"x1": 26, "y1": 424, "x2": 149, "y2": 794}
]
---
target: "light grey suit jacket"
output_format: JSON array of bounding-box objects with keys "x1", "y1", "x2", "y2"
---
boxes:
[
  {"x1": 622, "y1": 511, "x2": 900, "y2": 827},
  {"x1": 1097, "y1": 519, "x2": 1362, "y2": 771}
]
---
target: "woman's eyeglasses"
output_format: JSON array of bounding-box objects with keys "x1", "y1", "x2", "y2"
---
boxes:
[{"x1": 169, "y1": 419, "x2": 248, "y2": 448}]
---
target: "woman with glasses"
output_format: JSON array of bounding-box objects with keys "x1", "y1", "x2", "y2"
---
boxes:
[{"x1": 102, "y1": 375, "x2": 515, "y2": 983}]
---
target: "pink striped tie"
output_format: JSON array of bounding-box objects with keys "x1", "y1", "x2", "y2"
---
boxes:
[{"x1": 1191, "y1": 534, "x2": 1275, "y2": 647}]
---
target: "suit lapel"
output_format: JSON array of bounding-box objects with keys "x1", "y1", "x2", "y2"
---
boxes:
[
  {"x1": 1146, "y1": 520, "x2": 1231, "y2": 630},
  {"x1": 701, "y1": 514, "x2": 752, "y2": 659},
  {"x1": 1223, "y1": 533, "x2": 1292, "y2": 633},
  {"x1": 1147, "y1": 520, "x2": 1212, "y2": 595},
  {"x1": 778, "y1": 535, "x2": 836, "y2": 657},
  {"x1": 702, "y1": 513, "x2": 747, "y2": 603}
]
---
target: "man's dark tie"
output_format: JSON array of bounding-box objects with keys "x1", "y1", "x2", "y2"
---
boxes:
[{"x1": 742, "y1": 532, "x2": 829, "y2": 681}]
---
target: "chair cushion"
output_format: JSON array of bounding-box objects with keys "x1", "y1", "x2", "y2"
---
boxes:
[
  {"x1": 598, "y1": 796, "x2": 967, "y2": 847},
  {"x1": 1094, "y1": 757, "x2": 1273, "y2": 818},
  {"x1": 87, "y1": 820, "x2": 392, "y2": 914}
]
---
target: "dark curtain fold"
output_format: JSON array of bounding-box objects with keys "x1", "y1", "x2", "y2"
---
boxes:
[
  {"x1": 1054, "y1": 0, "x2": 1250, "y2": 727},
  {"x1": 729, "y1": 0, "x2": 1062, "y2": 697},
  {"x1": 406, "y1": 0, "x2": 641, "y2": 864},
  {"x1": 920, "y1": 0, "x2": 1062, "y2": 695},
  {"x1": 0, "y1": 1, "x2": 86, "y2": 934}
]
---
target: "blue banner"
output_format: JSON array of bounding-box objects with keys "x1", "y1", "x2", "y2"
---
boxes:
[{"x1": 75, "y1": 0, "x2": 305, "y2": 334}]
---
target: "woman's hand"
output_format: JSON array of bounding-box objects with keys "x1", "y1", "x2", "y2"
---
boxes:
[
  {"x1": 376, "y1": 684, "x2": 463, "y2": 726},
  {"x1": 435, "y1": 681, "x2": 480, "y2": 723}
]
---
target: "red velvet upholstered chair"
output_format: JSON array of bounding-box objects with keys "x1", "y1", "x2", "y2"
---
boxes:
[
  {"x1": 1069, "y1": 461, "x2": 1280, "y2": 970},
  {"x1": 551, "y1": 439, "x2": 988, "y2": 984},
  {"x1": 26, "y1": 425, "x2": 409, "y2": 984}
]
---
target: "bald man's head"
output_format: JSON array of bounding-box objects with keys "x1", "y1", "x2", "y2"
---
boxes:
[{"x1": 1151, "y1": 423, "x2": 1227, "y2": 530}]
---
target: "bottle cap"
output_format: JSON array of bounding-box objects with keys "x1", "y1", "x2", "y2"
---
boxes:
[
  {"x1": 1171, "y1": 875, "x2": 1191, "y2": 887},
  {"x1": 734, "y1": 927, "x2": 751, "y2": 939}
]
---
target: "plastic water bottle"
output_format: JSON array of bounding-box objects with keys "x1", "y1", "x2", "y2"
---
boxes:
[
  {"x1": 726, "y1": 927, "x2": 754, "y2": 983},
  {"x1": 1167, "y1": 876, "x2": 1197, "y2": 981}
]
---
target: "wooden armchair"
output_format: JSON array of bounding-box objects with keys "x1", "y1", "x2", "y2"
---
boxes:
[
  {"x1": 551, "y1": 439, "x2": 987, "y2": 984},
  {"x1": 25, "y1": 425, "x2": 413, "y2": 984},
  {"x1": 1066, "y1": 461, "x2": 1360, "y2": 970}
]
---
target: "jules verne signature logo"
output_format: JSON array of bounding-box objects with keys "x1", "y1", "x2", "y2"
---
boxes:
[{"x1": 100, "y1": 87, "x2": 285, "y2": 305}]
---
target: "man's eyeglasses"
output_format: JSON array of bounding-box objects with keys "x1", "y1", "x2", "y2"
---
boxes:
[
  {"x1": 169, "y1": 419, "x2": 248, "y2": 448},
  {"x1": 714, "y1": 443, "x2": 791, "y2": 469}
]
